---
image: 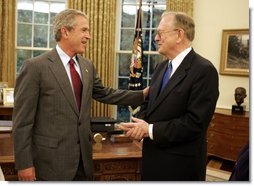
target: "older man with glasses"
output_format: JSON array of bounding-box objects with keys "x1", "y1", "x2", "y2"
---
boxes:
[{"x1": 120, "y1": 11, "x2": 219, "y2": 181}]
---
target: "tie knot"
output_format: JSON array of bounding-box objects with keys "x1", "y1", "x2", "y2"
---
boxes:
[
  {"x1": 168, "y1": 61, "x2": 172, "y2": 69},
  {"x1": 69, "y1": 59, "x2": 75, "y2": 66}
]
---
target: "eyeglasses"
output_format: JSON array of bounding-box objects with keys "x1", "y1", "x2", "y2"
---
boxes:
[{"x1": 156, "y1": 29, "x2": 179, "y2": 38}]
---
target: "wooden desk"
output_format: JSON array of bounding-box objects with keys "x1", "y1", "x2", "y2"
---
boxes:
[
  {"x1": 0, "y1": 105, "x2": 13, "y2": 120},
  {"x1": 207, "y1": 108, "x2": 249, "y2": 161},
  {"x1": 0, "y1": 132, "x2": 142, "y2": 181},
  {"x1": 93, "y1": 138, "x2": 141, "y2": 181},
  {"x1": 0, "y1": 132, "x2": 16, "y2": 181}
]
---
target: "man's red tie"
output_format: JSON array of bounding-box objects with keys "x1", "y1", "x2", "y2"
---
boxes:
[{"x1": 69, "y1": 59, "x2": 82, "y2": 110}]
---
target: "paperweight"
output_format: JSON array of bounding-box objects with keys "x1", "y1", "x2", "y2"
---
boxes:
[{"x1": 93, "y1": 133, "x2": 105, "y2": 143}]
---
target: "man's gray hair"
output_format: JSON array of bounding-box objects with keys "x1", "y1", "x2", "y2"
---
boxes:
[
  {"x1": 53, "y1": 9, "x2": 88, "y2": 42},
  {"x1": 162, "y1": 11, "x2": 195, "y2": 42}
]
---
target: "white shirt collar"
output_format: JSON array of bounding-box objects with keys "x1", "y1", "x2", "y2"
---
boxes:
[
  {"x1": 56, "y1": 45, "x2": 78, "y2": 66},
  {"x1": 170, "y1": 46, "x2": 192, "y2": 76}
]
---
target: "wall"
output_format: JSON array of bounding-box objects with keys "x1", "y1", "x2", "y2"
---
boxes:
[{"x1": 192, "y1": 0, "x2": 249, "y2": 110}]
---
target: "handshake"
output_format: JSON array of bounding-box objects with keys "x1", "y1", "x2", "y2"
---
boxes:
[{"x1": 119, "y1": 116, "x2": 150, "y2": 141}]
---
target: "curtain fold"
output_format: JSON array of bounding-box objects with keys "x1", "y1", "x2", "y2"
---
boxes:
[
  {"x1": 166, "y1": 0, "x2": 193, "y2": 16},
  {"x1": 68, "y1": 0, "x2": 116, "y2": 117},
  {"x1": 0, "y1": 0, "x2": 16, "y2": 87}
]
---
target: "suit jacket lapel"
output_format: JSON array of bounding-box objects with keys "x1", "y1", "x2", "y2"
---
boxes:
[
  {"x1": 147, "y1": 70, "x2": 187, "y2": 116},
  {"x1": 47, "y1": 49, "x2": 79, "y2": 116},
  {"x1": 147, "y1": 50, "x2": 195, "y2": 116},
  {"x1": 148, "y1": 60, "x2": 168, "y2": 111}
]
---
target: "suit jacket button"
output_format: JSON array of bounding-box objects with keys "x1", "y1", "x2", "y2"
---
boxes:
[
  {"x1": 77, "y1": 140, "x2": 80, "y2": 144},
  {"x1": 78, "y1": 122, "x2": 81, "y2": 126}
]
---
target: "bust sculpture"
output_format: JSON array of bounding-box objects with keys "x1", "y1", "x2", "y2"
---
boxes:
[
  {"x1": 234, "y1": 87, "x2": 247, "y2": 106},
  {"x1": 232, "y1": 87, "x2": 247, "y2": 114}
]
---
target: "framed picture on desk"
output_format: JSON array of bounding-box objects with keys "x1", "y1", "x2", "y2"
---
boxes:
[
  {"x1": 0, "y1": 82, "x2": 8, "y2": 105},
  {"x1": 3, "y1": 88, "x2": 14, "y2": 106}
]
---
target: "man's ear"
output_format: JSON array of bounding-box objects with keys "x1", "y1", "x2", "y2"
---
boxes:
[
  {"x1": 176, "y1": 29, "x2": 184, "y2": 44},
  {"x1": 61, "y1": 27, "x2": 69, "y2": 38}
]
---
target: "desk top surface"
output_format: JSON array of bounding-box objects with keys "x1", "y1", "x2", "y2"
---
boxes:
[
  {"x1": 0, "y1": 105, "x2": 13, "y2": 108},
  {"x1": 0, "y1": 132, "x2": 142, "y2": 163},
  {"x1": 215, "y1": 108, "x2": 249, "y2": 117},
  {"x1": 93, "y1": 139, "x2": 142, "y2": 160},
  {"x1": 0, "y1": 105, "x2": 13, "y2": 117}
]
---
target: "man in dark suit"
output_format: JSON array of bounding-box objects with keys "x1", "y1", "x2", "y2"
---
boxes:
[
  {"x1": 120, "y1": 11, "x2": 219, "y2": 181},
  {"x1": 229, "y1": 142, "x2": 249, "y2": 181},
  {"x1": 12, "y1": 9, "x2": 148, "y2": 181}
]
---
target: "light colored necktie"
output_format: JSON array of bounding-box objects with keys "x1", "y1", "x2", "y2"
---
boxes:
[{"x1": 69, "y1": 59, "x2": 82, "y2": 110}]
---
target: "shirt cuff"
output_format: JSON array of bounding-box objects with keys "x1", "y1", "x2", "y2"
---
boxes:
[{"x1": 148, "y1": 124, "x2": 154, "y2": 140}]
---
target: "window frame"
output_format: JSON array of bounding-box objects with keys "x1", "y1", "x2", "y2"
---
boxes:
[
  {"x1": 15, "y1": 0, "x2": 66, "y2": 76},
  {"x1": 115, "y1": 0, "x2": 166, "y2": 121}
]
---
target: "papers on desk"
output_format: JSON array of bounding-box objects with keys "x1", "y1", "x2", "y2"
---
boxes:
[{"x1": 0, "y1": 120, "x2": 12, "y2": 132}]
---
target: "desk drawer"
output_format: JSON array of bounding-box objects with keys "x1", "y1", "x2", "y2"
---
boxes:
[
  {"x1": 94, "y1": 173, "x2": 137, "y2": 181},
  {"x1": 93, "y1": 158, "x2": 140, "y2": 181},
  {"x1": 0, "y1": 162, "x2": 18, "y2": 181}
]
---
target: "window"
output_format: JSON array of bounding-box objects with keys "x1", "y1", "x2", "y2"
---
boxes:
[
  {"x1": 16, "y1": 0, "x2": 66, "y2": 75},
  {"x1": 116, "y1": 0, "x2": 166, "y2": 121}
]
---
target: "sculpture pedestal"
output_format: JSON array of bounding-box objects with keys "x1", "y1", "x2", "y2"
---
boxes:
[{"x1": 231, "y1": 105, "x2": 245, "y2": 114}]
